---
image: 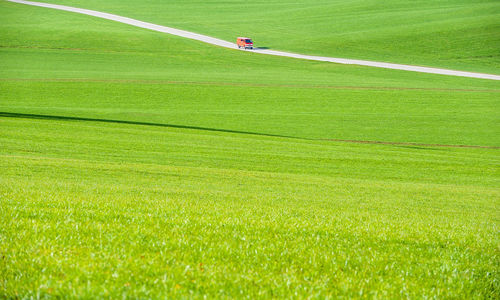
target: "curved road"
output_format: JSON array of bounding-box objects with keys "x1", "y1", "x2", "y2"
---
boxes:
[{"x1": 6, "y1": 0, "x2": 500, "y2": 81}]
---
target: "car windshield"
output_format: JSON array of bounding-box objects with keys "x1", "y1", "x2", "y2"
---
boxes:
[{"x1": 245, "y1": 39, "x2": 253, "y2": 43}]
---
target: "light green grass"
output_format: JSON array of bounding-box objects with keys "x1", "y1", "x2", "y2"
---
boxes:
[
  {"x1": 0, "y1": 1, "x2": 499, "y2": 298},
  {"x1": 1, "y1": 117, "x2": 499, "y2": 298},
  {"x1": 34, "y1": 0, "x2": 500, "y2": 73}
]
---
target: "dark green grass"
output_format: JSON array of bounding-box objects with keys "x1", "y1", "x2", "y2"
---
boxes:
[
  {"x1": 1, "y1": 2, "x2": 498, "y2": 89},
  {"x1": 0, "y1": 1, "x2": 499, "y2": 298},
  {"x1": 34, "y1": 0, "x2": 500, "y2": 73},
  {"x1": 1, "y1": 1, "x2": 499, "y2": 147}
]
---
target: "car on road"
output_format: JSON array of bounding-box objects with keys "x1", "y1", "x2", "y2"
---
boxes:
[{"x1": 237, "y1": 37, "x2": 253, "y2": 49}]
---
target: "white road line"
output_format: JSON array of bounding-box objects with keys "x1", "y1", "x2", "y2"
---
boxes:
[{"x1": 6, "y1": 0, "x2": 500, "y2": 81}]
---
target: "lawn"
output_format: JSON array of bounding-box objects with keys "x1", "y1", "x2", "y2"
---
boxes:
[{"x1": 0, "y1": 0, "x2": 499, "y2": 298}]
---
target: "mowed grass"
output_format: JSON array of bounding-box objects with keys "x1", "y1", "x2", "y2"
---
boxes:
[
  {"x1": 35, "y1": 0, "x2": 500, "y2": 73},
  {"x1": 1, "y1": 1, "x2": 499, "y2": 298}
]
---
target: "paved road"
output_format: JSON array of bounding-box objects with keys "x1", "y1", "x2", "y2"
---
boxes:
[{"x1": 6, "y1": 0, "x2": 500, "y2": 81}]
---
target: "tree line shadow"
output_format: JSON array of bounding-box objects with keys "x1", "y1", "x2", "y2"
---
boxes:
[
  {"x1": 2, "y1": 111, "x2": 489, "y2": 149},
  {"x1": 0, "y1": 111, "x2": 300, "y2": 140}
]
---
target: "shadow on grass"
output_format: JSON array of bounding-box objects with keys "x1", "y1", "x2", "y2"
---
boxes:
[
  {"x1": 2, "y1": 112, "x2": 493, "y2": 149},
  {"x1": 0, "y1": 111, "x2": 301, "y2": 140}
]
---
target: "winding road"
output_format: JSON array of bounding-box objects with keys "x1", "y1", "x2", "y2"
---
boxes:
[{"x1": 6, "y1": 0, "x2": 500, "y2": 81}]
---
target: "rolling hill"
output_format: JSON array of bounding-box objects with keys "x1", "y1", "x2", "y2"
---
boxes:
[{"x1": 0, "y1": 0, "x2": 499, "y2": 298}]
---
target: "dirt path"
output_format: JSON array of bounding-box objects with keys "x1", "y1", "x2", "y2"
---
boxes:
[{"x1": 6, "y1": 0, "x2": 500, "y2": 81}]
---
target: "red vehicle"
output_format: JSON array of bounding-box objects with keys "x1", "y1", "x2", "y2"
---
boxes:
[{"x1": 237, "y1": 37, "x2": 253, "y2": 49}]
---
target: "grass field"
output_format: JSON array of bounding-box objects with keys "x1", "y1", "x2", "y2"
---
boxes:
[
  {"x1": 1, "y1": 0, "x2": 499, "y2": 298},
  {"x1": 34, "y1": 0, "x2": 500, "y2": 74}
]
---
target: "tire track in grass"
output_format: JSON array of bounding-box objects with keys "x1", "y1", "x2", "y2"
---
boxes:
[
  {"x1": 5, "y1": 0, "x2": 500, "y2": 81},
  {"x1": 2, "y1": 78, "x2": 500, "y2": 93}
]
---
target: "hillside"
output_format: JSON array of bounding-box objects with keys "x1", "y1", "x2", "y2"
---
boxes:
[
  {"x1": 34, "y1": 0, "x2": 500, "y2": 74},
  {"x1": 0, "y1": 1, "x2": 499, "y2": 298},
  {"x1": 1, "y1": 1, "x2": 499, "y2": 146}
]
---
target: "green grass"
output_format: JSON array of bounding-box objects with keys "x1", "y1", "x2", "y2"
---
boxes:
[
  {"x1": 0, "y1": 0, "x2": 499, "y2": 298},
  {"x1": 1, "y1": 1, "x2": 499, "y2": 147},
  {"x1": 1, "y1": 117, "x2": 499, "y2": 298},
  {"x1": 34, "y1": 0, "x2": 500, "y2": 74},
  {"x1": 2, "y1": 81, "x2": 499, "y2": 146}
]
